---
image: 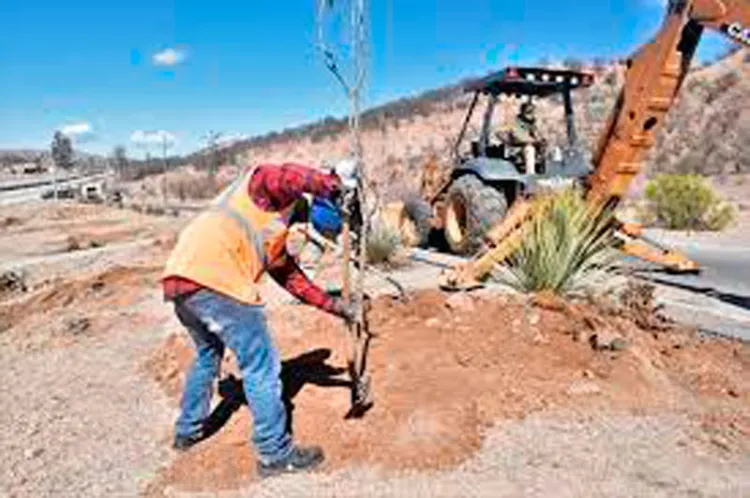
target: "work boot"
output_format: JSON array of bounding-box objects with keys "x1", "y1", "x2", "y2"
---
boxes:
[
  {"x1": 257, "y1": 445, "x2": 325, "y2": 478},
  {"x1": 172, "y1": 431, "x2": 206, "y2": 452}
]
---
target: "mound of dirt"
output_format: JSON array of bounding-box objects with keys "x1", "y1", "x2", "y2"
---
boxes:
[
  {"x1": 0, "y1": 265, "x2": 162, "y2": 338},
  {"x1": 144, "y1": 290, "x2": 749, "y2": 494}
]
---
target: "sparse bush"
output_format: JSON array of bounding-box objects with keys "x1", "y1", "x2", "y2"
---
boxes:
[
  {"x1": 499, "y1": 188, "x2": 617, "y2": 295},
  {"x1": 365, "y1": 218, "x2": 402, "y2": 265},
  {"x1": 0, "y1": 270, "x2": 27, "y2": 296},
  {"x1": 643, "y1": 174, "x2": 734, "y2": 230},
  {"x1": 166, "y1": 174, "x2": 224, "y2": 201}
]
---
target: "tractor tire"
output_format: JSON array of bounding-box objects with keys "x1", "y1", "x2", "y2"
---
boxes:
[
  {"x1": 401, "y1": 196, "x2": 433, "y2": 248},
  {"x1": 444, "y1": 175, "x2": 508, "y2": 255}
]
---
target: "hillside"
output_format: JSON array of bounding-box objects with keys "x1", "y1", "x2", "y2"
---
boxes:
[{"x1": 222, "y1": 49, "x2": 748, "y2": 200}]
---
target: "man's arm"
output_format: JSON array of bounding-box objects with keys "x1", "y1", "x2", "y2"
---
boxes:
[
  {"x1": 249, "y1": 163, "x2": 341, "y2": 212},
  {"x1": 267, "y1": 253, "x2": 341, "y2": 315}
]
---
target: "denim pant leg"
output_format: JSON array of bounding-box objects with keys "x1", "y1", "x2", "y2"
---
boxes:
[
  {"x1": 173, "y1": 298, "x2": 226, "y2": 437},
  {"x1": 180, "y1": 289, "x2": 293, "y2": 463}
]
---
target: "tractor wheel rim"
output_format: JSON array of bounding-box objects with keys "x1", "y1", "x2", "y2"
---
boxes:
[
  {"x1": 399, "y1": 216, "x2": 419, "y2": 247},
  {"x1": 446, "y1": 197, "x2": 467, "y2": 247}
]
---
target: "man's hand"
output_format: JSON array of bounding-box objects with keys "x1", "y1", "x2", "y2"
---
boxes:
[{"x1": 331, "y1": 295, "x2": 371, "y2": 325}]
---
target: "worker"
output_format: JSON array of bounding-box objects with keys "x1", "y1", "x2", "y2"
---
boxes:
[
  {"x1": 161, "y1": 160, "x2": 360, "y2": 478},
  {"x1": 506, "y1": 101, "x2": 543, "y2": 174}
]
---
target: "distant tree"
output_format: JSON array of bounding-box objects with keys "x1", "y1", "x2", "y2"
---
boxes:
[
  {"x1": 562, "y1": 57, "x2": 585, "y2": 71},
  {"x1": 536, "y1": 56, "x2": 552, "y2": 68},
  {"x1": 203, "y1": 130, "x2": 223, "y2": 179},
  {"x1": 51, "y1": 131, "x2": 74, "y2": 171},
  {"x1": 591, "y1": 57, "x2": 609, "y2": 74},
  {"x1": 112, "y1": 145, "x2": 128, "y2": 178}
]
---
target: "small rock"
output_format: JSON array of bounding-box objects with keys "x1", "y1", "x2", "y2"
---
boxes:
[
  {"x1": 566, "y1": 379, "x2": 601, "y2": 396},
  {"x1": 24, "y1": 447, "x2": 44, "y2": 460},
  {"x1": 571, "y1": 329, "x2": 586, "y2": 342},
  {"x1": 710, "y1": 436, "x2": 731, "y2": 452},
  {"x1": 727, "y1": 388, "x2": 740, "y2": 398},
  {"x1": 582, "y1": 369, "x2": 595, "y2": 379},
  {"x1": 531, "y1": 331, "x2": 549, "y2": 345},
  {"x1": 64, "y1": 316, "x2": 91, "y2": 336},
  {"x1": 425, "y1": 317, "x2": 440, "y2": 328},
  {"x1": 528, "y1": 312, "x2": 540, "y2": 326},
  {"x1": 454, "y1": 352, "x2": 473, "y2": 366},
  {"x1": 590, "y1": 330, "x2": 628, "y2": 351},
  {"x1": 90, "y1": 280, "x2": 106, "y2": 292},
  {"x1": 445, "y1": 293, "x2": 475, "y2": 312}
]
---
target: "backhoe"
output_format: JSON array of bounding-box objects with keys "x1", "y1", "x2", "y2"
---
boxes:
[{"x1": 392, "y1": 0, "x2": 750, "y2": 289}]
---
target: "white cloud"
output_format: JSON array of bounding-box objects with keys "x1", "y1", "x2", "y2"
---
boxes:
[
  {"x1": 217, "y1": 133, "x2": 249, "y2": 147},
  {"x1": 152, "y1": 48, "x2": 187, "y2": 67},
  {"x1": 130, "y1": 130, "x2": 176, "y2": 146},
  {"x1": 58, "y1": 122, "x2": 93, "y2": 138}
]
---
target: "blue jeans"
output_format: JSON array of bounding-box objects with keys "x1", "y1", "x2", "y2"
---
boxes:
[{"x1": 173, "y1": 289, "x2": 292, "y2": 463}]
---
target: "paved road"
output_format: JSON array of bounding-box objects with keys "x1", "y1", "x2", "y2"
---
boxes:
[
  {"x1": 0, "y1": 174, "x2": 107, "y2": 206},
  {"x1": 630, "y1": 230, "x2": 750, "y2": 341},
  {"x1": 0, "y1": 173, "x2": 83, "y2": 192}
]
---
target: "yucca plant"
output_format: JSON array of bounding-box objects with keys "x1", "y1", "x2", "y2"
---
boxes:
[{"x1": 499, "y1": 187, "x2": 617, "y2": 296}]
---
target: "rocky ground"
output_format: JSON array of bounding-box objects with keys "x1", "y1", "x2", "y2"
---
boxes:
[{"x1": 0, "y1": 202, "x2": 748, "y2": 497}]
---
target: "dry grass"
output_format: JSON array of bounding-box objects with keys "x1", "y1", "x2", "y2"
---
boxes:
[
  {"x1": 365, "y1": 217, "x2": 403, "y2": 265},
  {"x1": 166, "y1": 173, "x2": 225, "y2": 201}
]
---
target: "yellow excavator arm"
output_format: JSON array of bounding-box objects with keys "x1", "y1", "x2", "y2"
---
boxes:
[
  {"x1": 442, "y1": 0, "x2": 750, "y2": 289},
  {"x1": 588, "y1": 0, "x2": 750, "y2": 206}
]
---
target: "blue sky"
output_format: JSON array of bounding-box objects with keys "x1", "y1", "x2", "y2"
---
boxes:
[{"x1": 0, "y1": 0, "x2": 734, "y2": 156}]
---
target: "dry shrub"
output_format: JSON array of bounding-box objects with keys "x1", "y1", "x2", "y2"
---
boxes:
[
  {"x1": 167, "y1": 174, "x2": 225, "y2": 201},
  {"x1": 65, "y1": 235, "x2": 103, "y2": 252},
  {"x1": 0, "y1": 270, "x2": 27, "y2": 297},
  {"x1": 618, "y1": 280, "x2": 671, "y2": 331},
  {"x1": 366, "y1": 217, "x2": 403, "y2": 265},
  {"x1": 65, "y1": 235, "x2": 82, "y2": 252},
  {"x1": 643, "y1": 174, "x2": 734, "y2": 231},
  {"x1": 1, "y1": 216, "x2": 21, "y2": 228}
]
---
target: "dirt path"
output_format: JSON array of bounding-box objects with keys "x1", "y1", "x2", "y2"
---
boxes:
[
  {"x1": 0, "y1": 292, "x2": 174, "y2": 496},
  {"x1": 233, "y1": 414, "x2": 750, "y2": 498}
]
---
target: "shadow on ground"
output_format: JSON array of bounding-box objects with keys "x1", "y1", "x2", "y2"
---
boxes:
[{"x1": 203, "y1": 348, "x2": 350, "y2": 439}]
